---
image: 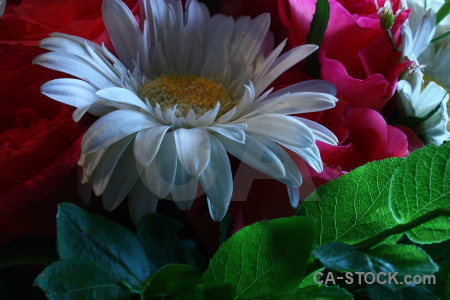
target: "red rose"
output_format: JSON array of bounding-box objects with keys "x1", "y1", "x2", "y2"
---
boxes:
[
  {"x1": 279, "y1": 0, "x2": 411, "y2": 111},
  {"x1": 0, "y1": 0, "x2": 136, "y2": 244}
]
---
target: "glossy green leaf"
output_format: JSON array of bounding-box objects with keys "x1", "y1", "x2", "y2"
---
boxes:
[
  {"x1": 203, "y1": 216, "x2": 316, "y2": 299},
  {"x1": 369, "y1": 244, "x2": 438, "y2": 277},
  {"x1": 312, "y1": 243, "x2": 395, "y2": 274},
  {"x1": 34, "y1": 258, "x2": 129, "y2": 300},
  {"x1": 299, "y1": 158, "x2": 402, "y2": 245},
  {"x1": 57, "y1": 203, "x2": 152, "y2": 289},
  {"x1": 389, "y1": 143, "x2": 450, "y2": 244}
]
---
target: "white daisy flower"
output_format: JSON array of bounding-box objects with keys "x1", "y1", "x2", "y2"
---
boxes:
[{"x1": 34, "y1": 0, "x2": 338, "y2": 222}]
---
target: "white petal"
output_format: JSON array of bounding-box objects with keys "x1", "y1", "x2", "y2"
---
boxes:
[
  {"x1": 34, "y1": 52, "x2": 116, "y2": 90},
  {"x1": 193, "y1": 103, "x2": 220, "y2": 127},
  {"x1": 218, "y1": 133, "x2": 286, "y2": 178},
  {"x1": 129, "y1": 180, "x2": 158, "y2": 225},
  {"x1": 267, "y1": 80, "x2": 337, "y2": 98},
  {"x1": 287, "y1": 186, "x2": 300, "y2": 208},
  {"x1": 39, "y1": 36, "x2": 121, "y2": 84},
  {"x1": 245, "y1": 114, "x2": 315, "y2": 149},
  {"x1": 254, "y1": 137, "x2": 302, "y2": 187},
  {"x1": 171, "y1": 162, "x2": 199, "y2": 208},
  {"x1": 255, "y1": 44, "x2": 318, "y2": 94},
  {"x1": 243, "y1": 92, "x2": 337, "y2": 118},
  {"x1": 174, "y1": 128, "x2": 211, "y2": 176},
  {"x1": 102, "y1": 0, "x2": 142, "y2": 70},
  {"x1": 293, "y1": 117, "x2": 338, "y2": 145},
  {"x1": 82, "y1": 110, "x2": 157, "y2": 153},
  {"x1": 207, "y1": 124, "x2": 246, "y2": 143},
  {"x1": 141, "y1": 133, "x2": 177, "y2": 198},
  {"x1": 216, "y1": 106, "x2": 238, "y2": 124},
  {"x1": 96, "y1": 87, "x2": 151, "y2": 112},
  {"x1": 199, "y1": 136, "x2": 233, "y2": 221},
  {"x1": 102, "y1": 144, "x2": 140, "y2": 211},
  {"x1": 284, "y1": 144, "x2": 323, "y2": 173},
  {"x1": 79, "y1": 150, "x2": 106, "y2": 179},
  {"x1": 134, "y1": 126, "x2": 170, "y2": 167},
  {"x1": 91, "y1": 136, "x2": 134, "y2": 196},
  {"x1": 41, "y1": 79, "x2": 97, "y2": 108}
]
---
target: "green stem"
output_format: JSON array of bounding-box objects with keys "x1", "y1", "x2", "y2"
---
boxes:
[
  {"x1": 304, "y1": 207, "x2": 450, "y2": 276},
  {"x1": 386, "y1": 30, "x2": 397, "y2": 51},
  {"x1": 432, "y1": 30, "x2": 450, "y2": 43},
  {"x1": 355, "y1": 207, "x2": 450, "y2": 251},
  {"x1": 436, "y1": 0, "x2": 450, "y2": 25}
]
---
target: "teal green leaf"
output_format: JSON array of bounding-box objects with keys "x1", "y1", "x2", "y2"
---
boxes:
[
  {"x1": 368, "y1": 244, "x2": 438, "y2": 277},
  {"x1": 203, "y1": 216, "x2": 316, "y2": 299},
  {"x1": 299, "y1": 158, "x2": 402, "y2": 245},
  {"x1": 57, "y1": 203, "x2": 152, "y2": 289},
  {"x1": 367, "y1": 284, "x2": 439, "y2": 300},
  {"x1": 143, "y1": 264, "x2": 202, "y2": 298},
  {"x1": 312, "y1": 243, "x2": 395, "y2": 274},
  {"x1": 136, "y1": 213, "x2": 205, "y2": 270},
  {"x1": 389, "y1": 143, "x2": 450, "y2": 244},
  {"x1": 34, "y1": 258, "x2": 129, "y2": 300}
]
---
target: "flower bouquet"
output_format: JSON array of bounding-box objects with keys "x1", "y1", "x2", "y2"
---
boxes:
[{"x1": 0, "y1": 0, "x2": 449, "y2": 299}]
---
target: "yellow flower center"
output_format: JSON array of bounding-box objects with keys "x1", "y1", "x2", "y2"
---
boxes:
[{"x1": 138, "y1": 74, "x2": 235, "y2": 117}]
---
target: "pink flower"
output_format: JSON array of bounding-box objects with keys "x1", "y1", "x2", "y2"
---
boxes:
[{"x1": 279, "y1": 0, "x2": 411, "y2": 111}]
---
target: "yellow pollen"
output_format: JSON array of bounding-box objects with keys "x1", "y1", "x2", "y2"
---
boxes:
[{"x1": 138, "y1": 74, "x2": 235, "y2": 116}]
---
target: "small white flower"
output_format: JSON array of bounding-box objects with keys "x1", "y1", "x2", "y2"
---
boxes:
[
  {"x1": 398, "y1": 0, "x2": 449, "y2": 144},
  {"x1": 34, "y1": 0, "x2": 338, "y2": 222},
  {"x1": 398, "y1": 72, "x2": 449, "y2": 145}
]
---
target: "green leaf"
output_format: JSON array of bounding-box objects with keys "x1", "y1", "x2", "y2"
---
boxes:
[
  {"x1": 34, "y1": 258, "x2": 130, "y2": 300},
  {"x1": 297, "y1": 285, "x2": 353, "y2": 300},
  {"x1": 299, "y1": 158, "x2": 402, "y2": 245},
  {"x1": 203, "y1": 216, "x2": 316, "y2": 299},
  {"x1": 299, "y1": 267, "x2": 325, "y2": 288},
  {"x1": 136, "y1": 213, "x2": 205, "y2": 270},
  {"x1": 368, "y1": 244, "x2": 438, "y2": 277},
  {"x1": 389, "y1": 143, "x2": 450, "y2": 244},
  {"x1": 305, "y1": 0, "x2": 330, "y2": 77},
  {"x1": 57, "y1": 203, "x2": 152, "y2": 289},
  {"x1": 312, "y1": 243, "x2": 395, "y2": 274},
  {"x1": 143, "y1": 264, "x2": 202, "y2": 298}
]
